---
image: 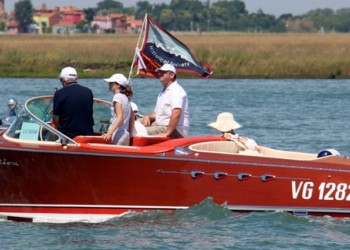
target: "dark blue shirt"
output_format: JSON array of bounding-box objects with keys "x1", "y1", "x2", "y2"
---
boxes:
[{"x1": 53, "y1": 83, "x2": 94, "y2": 138}]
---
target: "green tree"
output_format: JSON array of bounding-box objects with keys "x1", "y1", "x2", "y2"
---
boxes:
[
  {"x1": 206, "y1": 5, "x2": 230, "y2": 31},
  {"x1": 150, "y1": 3, "x2": 168, "y2": 21},
  {"x1": 307, "y1": 8, "x2": 335, "y2": 17},
  {"x1": 336, "y1": 8, "x2": 350, "y2": 16},
  {"x1": 0, "y1": 20, "x2": 6, "y2": 31},
  {"x1": 14, "y1": 0, "x2": 33, "y2": 33},
  {"x1": 123, "y1": 6, "x2": 136, "y2": 16},
  {"x1": 170, "y1": 0, "x2": 204, "y2": 15},
  {"x1": 173, "y1": 10, "x2": 193, "y2": 31},
  {"x1": 305, "y1": 8, "x2": 335, "y2": 32},
  {"x1": 303, "y1": 7, "x2": 350, "y2": 32},
  {"x1": 158, "y1": 9, "x2": 175, "y2": 29},
  {"x1": 136, "y1": 1, "x2": 153, "y2": 19},
  {"x1": 213, "y1": 0, "x2": 247, "y2": 16},
  {"x1": 212, "y1": 0, "x2": 247, "y2": 30},
  {"x1": 84, "y1": 8, "x2": 96, "y2": 23},
  {"x1": 97, "y1": 0, "x2": 123, "y2": 10},
  {"x1": 77, "y1": 19, "x2": 90, "y2": 33}
]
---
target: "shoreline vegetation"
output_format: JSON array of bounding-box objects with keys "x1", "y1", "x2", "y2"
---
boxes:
[{"x1": 1, "y1": 32, "x2": 350, "y2": 79}]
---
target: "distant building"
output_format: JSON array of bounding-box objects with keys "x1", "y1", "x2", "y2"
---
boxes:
[
  {"x1": 4, "y1": 1, "x2": 142, "y2": 35},
  {"x1": 91, "y1": 14, "x2": 142, "y2": 34},
  {"x1": 60, "y1": 6, "x2": 84, "y2": 24},
  {"x1": 52, "y1": 21, "x2": 78, "y2": 34},
  {"x1": 6, "y1": 12, "x2": 18, "y2": 34},
  {"x1": 127, "y1": 17, "x2": 143, "y2": 33},
  {"x1": 91, "y1": 15, "x2": 112, "y2": 33},
  {"x1": 110, "y1": 14, "x2": 127, "y2": 33},
  {"x1": 32, "y1": 4, "x2": 83, "y2": 34},
  {"x1": 33, "y1": 4, "x2": 60, "y2": 34},
  {"x1": 34, "y1": 3, "x2": 54, "y2": 15}
]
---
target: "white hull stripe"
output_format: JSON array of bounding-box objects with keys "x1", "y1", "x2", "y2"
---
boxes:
[
  {"x1": 1, "y1": 203, "x2": 350, "y2": 215},
  {"x1": 0, "y1": 203, "x2": 187, "y2": 209}
]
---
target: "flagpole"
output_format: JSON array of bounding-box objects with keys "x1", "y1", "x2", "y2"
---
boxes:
[{"x1": 127, "y1": 13, "x2": 148, "y2": 84}]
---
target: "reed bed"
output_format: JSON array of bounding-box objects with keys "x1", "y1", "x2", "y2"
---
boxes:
[{"x1": 0, "y1": 33, "x2": 350, "y2": 78}]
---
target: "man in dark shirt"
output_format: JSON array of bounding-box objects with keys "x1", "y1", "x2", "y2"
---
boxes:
[{"x1": 52, "y1": 67, "x2": 94, "y2": 138}]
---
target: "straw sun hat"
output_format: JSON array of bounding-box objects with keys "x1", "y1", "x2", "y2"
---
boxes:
[{"x1": 208, "y1": 112, "x2": 242, "y2": 132}]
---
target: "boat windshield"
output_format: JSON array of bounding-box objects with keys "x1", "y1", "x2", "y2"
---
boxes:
[
  {"x1": 5, "y1": 111, "x2": 61, "y2": 142},
  {"x1": 5, "y1": 96, "x2": 111, "y2": 144}
]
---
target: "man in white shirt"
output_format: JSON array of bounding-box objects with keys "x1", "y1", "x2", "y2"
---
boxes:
[{"x1": 142, "y1": 64, "x2": 189, "y2": 138}]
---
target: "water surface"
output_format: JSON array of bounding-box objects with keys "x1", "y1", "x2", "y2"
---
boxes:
[{"x1": 1, "y1": 78, "x2": 350, "y2": 248}]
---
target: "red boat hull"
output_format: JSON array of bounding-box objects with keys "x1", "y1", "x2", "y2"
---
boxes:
[{"x1": 1, "y1": 136, "x2": 350, "y2": 221}]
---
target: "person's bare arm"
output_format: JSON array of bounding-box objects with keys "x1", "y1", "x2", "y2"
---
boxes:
[
  {"x1": 142, "y1": 111, "x2": 156, "y2": 127},
  {"x1": 103, "y1": 102, "x2": 123, "y2": 142},
  {"x1": 52, "y1": 116, "x2": 59, "y2": 130},
  {"x1": 158, "y1": 108, "x2": 181, "y2": 137}
]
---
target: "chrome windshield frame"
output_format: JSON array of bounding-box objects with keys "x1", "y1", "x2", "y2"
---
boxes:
[
  {"x1": 23, "y1": 95, "x2": 78, "y2": 146},
  {"x1": 4, "y1": 95, "x2": 111, "y2": 146}
]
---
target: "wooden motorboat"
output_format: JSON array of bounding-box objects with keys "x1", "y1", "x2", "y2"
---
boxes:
[{"x1": 0, "y1": 95, "x2": 349, "y2": 222}]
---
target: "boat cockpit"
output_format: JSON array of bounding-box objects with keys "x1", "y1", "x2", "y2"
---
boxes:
[
  {"x1": 0, "y1": 96, "x2": 341, "y2": 161},
  {"x1": 2, "y1": 96, "x2": 111, "y2": 147}
]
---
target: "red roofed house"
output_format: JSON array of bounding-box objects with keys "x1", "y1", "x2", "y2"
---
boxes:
[
  {"x1": 126, "y1": 17, "x2": 143, "y2": 33},
  {"x1": 110, "y1": 14, "x2": 127, "y2": 33},
  {"x1": 33, "y1": 4, "x2": 60, "y2": 34},
  {"x1": 60, "y1": 5, "x2": 84, "y2": 24},
  {"x1": 6, "y1": 11, "x2": 18, "y2": 34},
  {"x1": 91, "y1": 15, "x2": 112, "y2": 33},
  {"x1": 90, "y1": 14, "x2": 130, "y2": 34},
  {"x1": 34, "y1": 3, "x2": 53, "y2": 15},
  {"x1": 52, "y1": 21, "x2": 78, "y2": 34}
]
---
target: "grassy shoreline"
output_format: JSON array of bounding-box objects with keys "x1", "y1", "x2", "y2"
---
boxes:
[{"x1": 1, "y1": 33, "x2": 350, "y2": 79}]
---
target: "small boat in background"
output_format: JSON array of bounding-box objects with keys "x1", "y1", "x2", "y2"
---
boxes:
[{"x1": 0, "y1": 95, "x2": 349, "y2": 222}]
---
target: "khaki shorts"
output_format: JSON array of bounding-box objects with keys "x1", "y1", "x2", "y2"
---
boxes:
[{"x1": 146, "y1": 122, "x2": 184, "y2": 138}]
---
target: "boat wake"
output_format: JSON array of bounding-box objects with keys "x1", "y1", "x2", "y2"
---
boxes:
[{"x1": 2, "y1": 198, "x2": 232, "y2": 224}]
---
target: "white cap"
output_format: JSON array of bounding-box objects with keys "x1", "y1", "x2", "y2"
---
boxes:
[
  {"x1": 104, "y1": 73, "x2": 128, "y2": 87},
  {"x1": 130, "y1": 102, "x2": 138, "y2": 112},
  {"x1": 155, "y1": 64, "x2": 176, "y2": 74},
  {"x1": 59, "y1": 67, "x2": 78, "y2": 80}
]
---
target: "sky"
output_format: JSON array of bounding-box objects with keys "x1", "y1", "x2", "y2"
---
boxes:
[{"x1": 4, "y1": 0, "x2": 350, "y2": 17}]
